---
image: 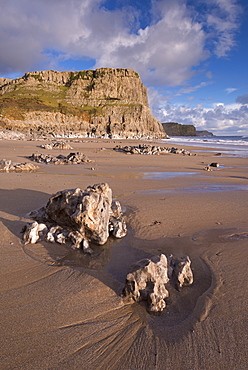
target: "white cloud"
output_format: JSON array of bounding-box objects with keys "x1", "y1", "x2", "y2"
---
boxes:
[
  {"x1": 0, "y1": 0, "x2": 242, "y2": 87},
  {"x1": 225, "y1": 87, "x2": 238, "y2": 94},
  {"x1": 205, "y1": 0, "x2": 242, "y2": 57},
  {"x1": 149, "y1": 89, "x2": 248, "y2": 135}
]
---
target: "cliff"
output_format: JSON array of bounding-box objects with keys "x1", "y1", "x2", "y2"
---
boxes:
[
  {"x1": 162, "y1": 122, "x2": 196, "y2": 136},
  {"x1": 0, "y1": 68, "x2": 165, "y2": 139},
  {"x1": 196, "y1": 130, "x2": 214, "y2": 137}
]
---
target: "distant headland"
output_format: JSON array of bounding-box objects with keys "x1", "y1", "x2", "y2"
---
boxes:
[{"x1": 162, "y1": 122, "x2": 214, "y2": 137}]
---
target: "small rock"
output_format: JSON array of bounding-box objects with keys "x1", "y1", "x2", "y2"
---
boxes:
[{"x1": 209, "y1": 162, "x2": 219, "y2": 167}]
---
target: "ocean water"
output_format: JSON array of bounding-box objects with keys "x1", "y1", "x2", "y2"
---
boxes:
[{"x1": 161, "y1": 136, "x2": 248, "y2": 157}]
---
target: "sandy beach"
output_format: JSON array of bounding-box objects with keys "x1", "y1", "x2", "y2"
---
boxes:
[{"x1": 0, "y1": 137, "x2": 247, "y2": 369}]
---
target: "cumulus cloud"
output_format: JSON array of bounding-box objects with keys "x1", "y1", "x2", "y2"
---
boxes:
[
  {"x1": 205, "y1": 0, "x2": 242, "y2": 57},
  {"x1": 0, "y1": 0, "x2": 242, "y2": 87},
  {"x1": 149, "y1": 88, "x2": 248, "y2": 135},
  {"x1": 236, "y1": 94, "x2": 248, "y2": 105}
]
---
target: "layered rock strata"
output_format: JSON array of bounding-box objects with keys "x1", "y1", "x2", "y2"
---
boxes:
[{"x1": 0, "y1": 68, "x2": 165, "y2": 139}]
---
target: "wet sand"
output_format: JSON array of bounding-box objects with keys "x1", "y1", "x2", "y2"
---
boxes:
[{"x1": 0, "y1": 138, "x2": 247, "y2": 369}]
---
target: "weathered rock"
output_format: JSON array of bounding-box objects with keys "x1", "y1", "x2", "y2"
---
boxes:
[
  {"x1": 173, "y1": 256, "x2": 194, "y2": 289},
  {"x1": 29, "y1": 152, "x2": 93, "y2": 164},
  {"x1": 122, "y1": 253, "x2": 193, "y2": 313},
  {"x1": 122, "y1": 254, "x2": 170, "y2": 312},
  {"x1": 40, "y1": 141, "x2": 73, "y2": 150},
  {"x1": 22, "y1": 222, "x2": 48, "y2": 245},
  {"x1": 114, "y1": 144, "x2": 193, "y2": 156},
  {"x1": 109, "y1": 200, "x2": 127, "y2": 238},
  {"x1": 0, "y1": 159, "x2": 38, "y2": 172},
  {"x1": 23, "y1": 183, "x2": 127, "y2": 251}
]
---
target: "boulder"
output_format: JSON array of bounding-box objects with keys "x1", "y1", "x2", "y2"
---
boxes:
[
  {"x1": 122, "y1": 254, "x2": 170, "y2": 312},
  {"x1": 122, "y1": 254, "x2": 193, "y2": 313},
  {"x1": 0, "y1": 159, "x2": 38, "y2": 172},
  {"x1": 23, "y1": 183, "x2": 127, "y2": 251}
]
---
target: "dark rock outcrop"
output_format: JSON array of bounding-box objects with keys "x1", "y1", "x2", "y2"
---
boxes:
[{"x1": 162, "y1": 122, "x2": 196, "y2": 136}]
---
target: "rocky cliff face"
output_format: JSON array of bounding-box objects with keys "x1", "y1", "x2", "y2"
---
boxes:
[
  {"x1": 162, "y1": 122, "x2": 196, "y2": 136},
  {"x1": 0, "y1": 68, "x2": 165, "y2": 139}
]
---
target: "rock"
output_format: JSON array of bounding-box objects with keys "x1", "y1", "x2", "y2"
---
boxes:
[
  {"x1": 29, "y1": 152, "x2": 93, "y2": 164},
  {"x1": 0, "y1": 159, "x2": 38, "y2": 172},
  {"x1": 113, "y1": 144, "x2": 192, "y2": 156},
  {"x1": 22, "y1": 222, "x2": 48, "y2": 245},
  {"x1": 122, "y1": 254, "x2": 170, "y2": 312},
  {"x1": 122, "y1": 253, "x2": 193, "y2": 313},
  {"x1": 172, "y1": 256, "x2": 194, "y2": 289},
  {"x1": 23, "y1": 183, "x2": 127, "y2": 251},
  {"x1": 204, "y1": 166, "x2": 212, "y2": 171},
  {"x1": 40, "y1": 141, "x2": 73, "y2": 150},
  {"x1": 109, "y1": 200, "x2": 127, "y2": 238},
  {"x1": 210, "y1": 162, "x2": 219, "y2": 167}
]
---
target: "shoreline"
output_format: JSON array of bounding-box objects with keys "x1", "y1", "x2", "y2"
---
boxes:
[{"x1": 0, "y1": 136, "x2": 247, "y2": 369}]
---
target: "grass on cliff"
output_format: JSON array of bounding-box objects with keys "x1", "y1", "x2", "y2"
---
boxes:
[{"x1": 0, "y1": 84, "x2": 102, "y2": 120}]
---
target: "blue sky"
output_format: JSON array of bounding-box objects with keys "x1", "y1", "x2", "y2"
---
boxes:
[{"x1": 0, "y1": 0, "x2": 248, "y2": 135}]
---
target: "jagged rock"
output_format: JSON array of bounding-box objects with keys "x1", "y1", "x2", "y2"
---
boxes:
[
  {"x1": 40, "y1": 141, "x2": 73, "y2": 150},
  {"x1": 29, "y1": 152, "x2": 93, "y2": 164},
  {"x1": 23, "y1": 183, "x2": 127, "y2": 251},
  {"x1": 0, "y1": 159, "x2": 38, "y2": 172},
  {"x1": 122, "y1": 254, "x2": 170, "y2": 312},
  {"x1": 122, "y1": 253, "x2": 193, "y2": 313},
  {"x1": 22, "y1": 222, "x2": 48, "y2": 245},
  {"x1": 109, "y1": 200, "x2": 127, "y2": 238},
  {"x1": 172, "y1": 256, "x2": 194, "y2": 289},
  {"x1": 114, "y1": 144, "x2": 193, "y2": 156}
]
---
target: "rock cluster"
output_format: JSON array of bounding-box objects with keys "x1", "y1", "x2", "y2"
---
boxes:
[
  {"x1": 29, "y1": 152, "x2": 93, "y2": 164},
  {"x1": 114, "y1": 144, "x2": 192, "y2": 156},
  {"x1": 22, "y1": 183, "x2": 127, "y2": 253},
  {"x1": 203, "y1": 162, "x2": 220, "y2": 171},
  {"x1": 122, "y1": 254, "x2": 193, "y2": 313},
  {"x1": 0, "y1": 159, "x2": 38, "y2": 172},
  {"x1": 40, "y1": 141, "x2": 73, "y2": 150}
]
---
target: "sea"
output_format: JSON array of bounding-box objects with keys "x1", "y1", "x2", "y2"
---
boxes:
[{"x1": 161, "y1": 135, "x2": 248, "y2": 158}]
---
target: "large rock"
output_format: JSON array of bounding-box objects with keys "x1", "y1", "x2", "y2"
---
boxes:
[
  {"x1": 122, "y1": 254, "x2": 193, "y2": 313},
  {"x1": 23, "y1": 183, "x2": 127, "y2": 251},
  {"x1": 0, "y1": 159, "x2": 38, "y2": 172},
  {"x1": 0, "y1": 68, "x2": 166, "y2": 139}
]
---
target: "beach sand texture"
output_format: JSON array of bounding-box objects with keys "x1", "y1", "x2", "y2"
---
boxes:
[{"x1": 0, "y1": 138, "x2": 247, "y2": 369}]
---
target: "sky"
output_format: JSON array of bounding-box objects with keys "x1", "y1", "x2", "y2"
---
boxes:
[{"x1": 0, "y1": 0, "x2": 248, "y2": 135}]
